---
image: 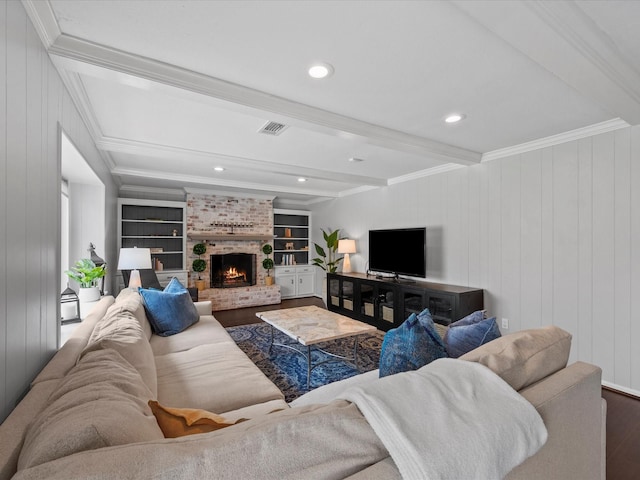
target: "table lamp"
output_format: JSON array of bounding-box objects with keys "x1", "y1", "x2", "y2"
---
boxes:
[
  {"x1": 338, "y1": 239, "x2": 356, "y2": 273},
  {"x1": 117, "y1": 247, "x2": 152, "y2": 289}
]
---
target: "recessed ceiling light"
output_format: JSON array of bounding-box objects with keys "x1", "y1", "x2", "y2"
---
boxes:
[
  {"x1": 308, "y1": 62, "x2": 334, "y2": 79},
  {"x1": 349, "y1": 157, "x2": 364, "y2": 163},
  {"x1": 214, "y1": 167, "x2": 225, "y2": 172},
  {"x1": 445, "y1": 113, "x2": 466, "y2": 124},
  {"x1": 297, "y1": 177, "x2": 307, "y2": 182}
]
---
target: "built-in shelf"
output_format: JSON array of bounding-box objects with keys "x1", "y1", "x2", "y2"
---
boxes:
[{"x1": 188, "y1": 232, "x2": 274, "y2": 241}]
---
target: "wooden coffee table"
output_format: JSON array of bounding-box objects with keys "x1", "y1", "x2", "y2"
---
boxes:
[{"x1": 255, "y1": 305, "x2": 377, "y2": 389}]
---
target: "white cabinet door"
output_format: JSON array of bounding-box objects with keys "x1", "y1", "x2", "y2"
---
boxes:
[
  {"x1": 276, "y1": 273, "x2": 296, "y2": 298},
  {"x1": 297, "y1": 272, "x2": 315, "y2": 296}
]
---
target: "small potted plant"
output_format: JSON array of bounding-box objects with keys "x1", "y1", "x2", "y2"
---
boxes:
[
  {"x1": 65, "y1": 259, "x2": 107, "y2": 303},
  {"x1": 192, "y1": 243, "x2": 207, "y2": 291},
  {"x1": 262, "y1": 243, "x2": 275, "y2": 285},
  {"x1": 312, "y1": 228, "x2": 343, "y2": 273}
]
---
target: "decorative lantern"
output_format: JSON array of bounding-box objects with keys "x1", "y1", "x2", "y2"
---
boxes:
[{"x1": 60, "y1": 286, "x2": 81, "y2": 325}]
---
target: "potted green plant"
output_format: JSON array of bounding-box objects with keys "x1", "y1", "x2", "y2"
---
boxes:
[
  {"x1": 262, "y1": 243, "x2": 275, "y2": 285},
  {"x1": 65, "y1": 259, "x2": 107, "y2": 303},
  {"x1": 312, "y1": 228, "x2": 343, "y2": 273},
  {"x1": 192, "y1": 243, "x2": 207, "y2": 291}
]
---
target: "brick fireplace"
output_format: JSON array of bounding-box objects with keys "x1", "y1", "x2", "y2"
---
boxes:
[{"x1": 186, "y1": 192, "x2": 280, "y2": 311}]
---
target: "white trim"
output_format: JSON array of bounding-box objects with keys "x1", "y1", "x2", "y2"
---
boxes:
[
  {"x1": 184, "y1": 187, "x2": 276, "y2": 201},
  {"x1": 119, "y1": 184, "x2": 186, "y2": 198},
  {"x1": 602, "y1": 381, "x2": 640, "y2": 399},
  {"x1": 388, "y1": 163, "x2": 466, "y2": 185},
  {"x1": 481, "y1": 118, "x2": 630, "y2": 162},
  {"x1": 21, "y1": 0, "x2": 60, "y2": 49}
]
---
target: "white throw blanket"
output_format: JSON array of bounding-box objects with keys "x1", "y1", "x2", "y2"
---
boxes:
[{"x1": 338, "y1": 358, "x2": 547, "y2": 480}]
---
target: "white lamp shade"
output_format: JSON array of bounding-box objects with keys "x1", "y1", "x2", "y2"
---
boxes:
[
  {"x1": 117, "y1": 247, "x2": 152, "y2": 270},
  {"x1": 337, "y1": 239, "x2": 356, "y2": 254}
]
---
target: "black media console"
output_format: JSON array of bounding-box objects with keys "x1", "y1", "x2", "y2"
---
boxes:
[{"x1": 326, "y1": 272, "x2": 484, "y2": 332}]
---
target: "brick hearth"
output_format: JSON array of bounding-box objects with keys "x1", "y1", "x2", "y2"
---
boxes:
[{"x1": 187, "y1": 192, "x2": 281, "y2": 310}]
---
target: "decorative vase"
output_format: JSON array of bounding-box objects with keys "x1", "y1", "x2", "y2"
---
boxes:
[
  {"x1": 78, "y1": 286, "x2": 100, "y2": 303},
  {"x1": 265, "y1": 276, "x2": 274, "y2": 286},
  {"x1": 194, "y1": 279, "x2": 206, "y2": 291}
]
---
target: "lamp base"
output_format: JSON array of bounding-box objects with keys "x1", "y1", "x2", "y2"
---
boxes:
[
  {"x1": 128, "y1": 269, "x2": 142, "y2": 289},
  {"x1": 342, "y1": 254, "x2": 352, "y2": 273}
]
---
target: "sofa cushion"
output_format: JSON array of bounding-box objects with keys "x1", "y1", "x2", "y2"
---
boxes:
[
  {"x1": 139, "y1": 279, "x2": 199, "y2": 336},
  {"x1": 150, "y1": 315, "x2": 233, "y2": 356},
  {"x1": 30, "y1": 296, "x2": 115, "y2": 386},
  {"x1": 155, "y1": 343, "x2": 284, "y2": 413},
  {"x1": 444, "y1": 313, "x2": 501, "y2": 358},
  {"x1": 113, "y1": 288, "x2": 152, "y2": 340},
  {"x1": 460, "y1": 325, "x2": 572, "y2": 391},
  {"x1": 379, "y1": 309, "x2": 447, "y2": 378},
  {"x1": 84, "y1": 300, "x2": 158, "y2": 397},
  {"x1": 17, "y1": 349, "x2": 163, "y2": 470},
  {"x1": 148, "y1": 400, "x2": 241, "y2": 438}
]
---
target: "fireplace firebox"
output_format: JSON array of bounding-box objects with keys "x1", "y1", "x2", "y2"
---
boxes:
[{"x1": 210, "y1": 253, "x2": 256, "y2": 288}]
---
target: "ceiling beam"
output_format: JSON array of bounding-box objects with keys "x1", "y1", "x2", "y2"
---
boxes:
[
  {"x1": 453, "y1": 0, "x2": 640, "y2": 125},
  {"x1": 46, "y1": 32, "x2": 480, "y2": 166},
  {"x1": 112, "y1": 167, "x2": 341, "y2": 199}
]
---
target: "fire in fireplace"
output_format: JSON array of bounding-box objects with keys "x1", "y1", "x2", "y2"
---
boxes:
[{"x1": 210, "y1": 253, "x2": 256, "y2": 288}]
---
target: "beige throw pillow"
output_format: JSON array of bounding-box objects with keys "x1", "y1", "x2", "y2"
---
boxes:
[{"x1": 460, "y1": 325, "x2": 572, "y2": 391}]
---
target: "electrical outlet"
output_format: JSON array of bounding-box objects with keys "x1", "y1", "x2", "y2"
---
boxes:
[{"x1": 502, "y1": 318, "x2": 509, "y2": 329}]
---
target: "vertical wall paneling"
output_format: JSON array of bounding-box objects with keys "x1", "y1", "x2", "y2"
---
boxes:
[
  {"x1": 613, "y1": 128, "x2": 631, "y2": 386},
  {"x1": 467, "y1": 165, "x2": 481, "y2": 288},
  {"x1": 0, "y1": 0, "x2": 8, "y2": 416},
  {"x1": 630, "y1": 127, "x2": 640, "y2": 391},
  {"x1": 539, "y1": 147, "x2": 554, "y2": 331},
  {"x1": 26, "y1": 15, "x2": 43, "y2": 380},
  {"x1": 577, "y1": 137, "x2": 594, "y2": 363},
  {"x1": 500, "y1": 156, "x2": 522, "y2": 332},
  {"x1": 519, "y1": 149, "x2": 543, "y2": 331},
  {"x1": 552, "y1": 141, "x2": 580, "y2": 364},
  {"x1": 0, "y1": 3, "x2": 117, "y2": 422},
  {"x1": 484, "y1": 160, "x2": 502, "y2": 316},
  {"x1": 5, "y1": 1, "x2": 29, "y2": 413},
  {"x1": 590, "y1": 132, "x2": 616, "y2": 382}
]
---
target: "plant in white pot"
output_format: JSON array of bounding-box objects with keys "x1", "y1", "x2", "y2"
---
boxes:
[
  {"x1": 192, "y1": 243, "x2": 207, "y2": 291},
  {"x1": 262, "y1": 243, "x2": 274, "y2": 285},
  {"x1": 65, "y1": 259, "x2": 106, "y2": 303}
]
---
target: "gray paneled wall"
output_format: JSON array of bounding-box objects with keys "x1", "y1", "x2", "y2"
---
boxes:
[
  {"x1": 311, "y1": 125, "x2": 640, "y2": 393},
  {"x1": 0, "y1": 2, "x2": 117, "y2": 423}
]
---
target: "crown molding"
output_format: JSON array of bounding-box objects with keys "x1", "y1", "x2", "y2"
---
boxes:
[
  {"x1": 96, "y1": 136, "x2": 387, "y2": 187},
  {"x1": 46, "y1": 33, "x2": 480, "y2": 166},
  {"x1": 112, "y1": 166, "x2": 340, "y2": 199},
  {"x1": 119, "y1": 184, "x2": 186, "y2": 197},
  {"x1": 21, "y1": 0, "x2": 60, "y2": 48},
  {"x1": 388, "y1": 163, "x2": 466, "y2": 185},
  {"x1": 184, "y1": 188, "x2": 276, "y2": 201},
  {"x1": 481, "y1": 118, "x2": 629, "y2": 162}
]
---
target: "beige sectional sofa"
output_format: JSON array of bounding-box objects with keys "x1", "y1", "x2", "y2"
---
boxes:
[{"x1": 0, "y1": 289, "x2": 606, "y2": 479}]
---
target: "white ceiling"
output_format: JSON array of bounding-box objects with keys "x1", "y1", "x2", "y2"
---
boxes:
[{"x1": 24, "y1": 0, "x2": 640, "y2": 205}]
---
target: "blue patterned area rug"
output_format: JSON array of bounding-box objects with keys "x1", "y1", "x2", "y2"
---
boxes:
[{"x1": 227, "y1": 322, "x2": 384, "y2": 403}]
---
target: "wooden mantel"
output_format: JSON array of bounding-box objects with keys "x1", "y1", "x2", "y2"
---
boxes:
[{"x1": 187, "y1": 232, "x2": 274, "y2": 241}]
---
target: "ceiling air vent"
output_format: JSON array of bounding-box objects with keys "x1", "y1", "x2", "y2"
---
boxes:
[{"x1": 258, "y1": 121, "x2": 288, "y2": 136}]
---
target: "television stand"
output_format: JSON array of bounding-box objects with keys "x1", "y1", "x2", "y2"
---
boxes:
[{"x1": 326, "y1": 272, "x2": 484, "y2": 331}]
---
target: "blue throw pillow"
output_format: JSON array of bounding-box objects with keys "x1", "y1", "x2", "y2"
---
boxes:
[
  {"x1": 379, "y1": 308, "x2": 447, "y2": 378},
  {"x1": 139, "y1": 278, "x2": 199, "y2": 337},
  {"x1": 444, "y1": 312, "x2": 501, "y2": 358}
]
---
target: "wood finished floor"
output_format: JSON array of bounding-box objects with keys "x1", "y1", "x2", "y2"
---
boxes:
[{"x1": 214, "y1": 298, "x2": 640, "y2": 479}]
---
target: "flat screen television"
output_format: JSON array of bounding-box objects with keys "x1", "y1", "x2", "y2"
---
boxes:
[{"x1": 368, "y1": 227, "x2": 426, "y2": 278}]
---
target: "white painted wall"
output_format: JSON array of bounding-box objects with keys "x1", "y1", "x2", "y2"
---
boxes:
[
  {"x1": 311, "y1": 126, "x2": 640, "y2": 393},
  {"x1": 0, "y1": 2, "x2": 117, "y2": 422}
]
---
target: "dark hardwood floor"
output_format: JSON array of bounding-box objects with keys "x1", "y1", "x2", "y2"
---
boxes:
[{"x1": 214, "y1": 298, "x2": 640, "y2": 479}]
